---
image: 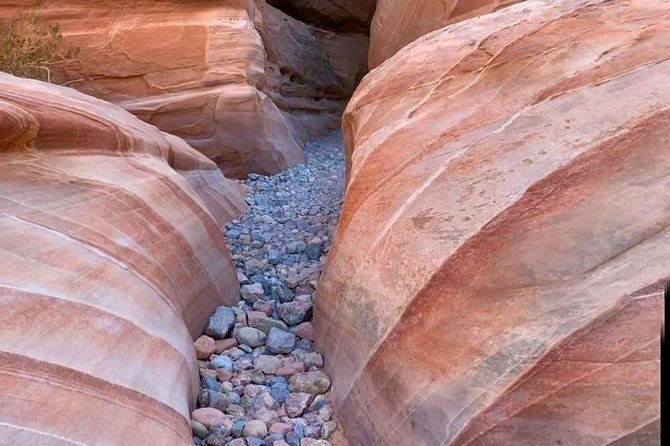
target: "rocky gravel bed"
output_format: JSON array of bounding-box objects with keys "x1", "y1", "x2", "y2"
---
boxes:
[{"x1": 191, "y1": 132, "x2": 346, "y2": 446}]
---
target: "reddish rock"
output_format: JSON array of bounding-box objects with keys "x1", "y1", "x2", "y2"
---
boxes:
[
  {"x1": 368, "y1": 0, "x2": 522, "y2": 67},
  {"x1": 276, "y1": 358, "x2": 306, "y2": 377},
  {"x1": 316, "y1": 0, "x2": 667, "y2": 444},
  {"x1": 191, "y1": 408, "x2": 232, "y2": 428},
  {"x1": 216, "y1": 370, "x2": 233, "y2": 383},
  {"x1": 269, "y1": 422, "x2": 293, "y2": 435},
  {"x1": 285, "y1": 393, "x2": 313, "y2": 418},
  {"x1": 214, "y1": 338, "x2": 239, "y2": 354},
  {"x1": 194, "y1": 336, "x2": 216, "y2": 360},
  {"x1": 0, "y1": 74, "x2": 246, "y2": 445},
  {"x1": 254, "y1": 301, "x2": 274, "y2": 316},
  {"x1": 293, "y1": 322, "x2": 314, "y2": 341},
  {"x1": 247, "y1": 310, "x2": 269, "y2": 329}
]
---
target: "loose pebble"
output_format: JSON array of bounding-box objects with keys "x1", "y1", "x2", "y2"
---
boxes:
[{"x1": 192, "y1": 133, "x2": 344, "y2": 446}]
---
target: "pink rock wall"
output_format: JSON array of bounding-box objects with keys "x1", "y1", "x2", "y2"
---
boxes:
[
  {"x1": 316, "y1": 0, "x2": 667, "y2": 444},
  {"x1": 369, "y1": 0, "x2": 521, "y2": 68},
  {"x1": 0, "y1": 74, "x2": 246, "y2": 445}
]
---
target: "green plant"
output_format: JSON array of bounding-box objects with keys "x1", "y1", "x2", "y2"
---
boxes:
[{"x1": 0, "y1": 11, "x2": 78, "y2": 83}]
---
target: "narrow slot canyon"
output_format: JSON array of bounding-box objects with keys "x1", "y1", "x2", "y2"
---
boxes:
[{"x1": 0, "y1": 1, "x2": 666, "y2": 446}]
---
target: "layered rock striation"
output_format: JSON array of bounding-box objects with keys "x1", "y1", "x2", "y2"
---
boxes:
[
  {"x1": 0, "y1": 74, "x2": 246, "y2": 445},
  {"x1": 0, "y1": 0, "x2": 369, "y2": 178},
  {"x1": 316, "y1": 0, "x2": 668, "y2": 444},
  {"x1": 369, "y1": 0, "x2": 522, "y2": 68}
]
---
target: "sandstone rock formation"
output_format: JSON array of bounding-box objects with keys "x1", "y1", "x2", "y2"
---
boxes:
[
  {"x1": 0, "y1": 0, "x2": 369, "y2": 178},
  {"x1": 369, "y1": 0, "x2": 522, "y2": 67},
  {"x1": 316, "y1": 0, "x2": 667, "y2": 444},
  {"x1": 0, "y1": 74, "x2": 246, "y2": 445}
]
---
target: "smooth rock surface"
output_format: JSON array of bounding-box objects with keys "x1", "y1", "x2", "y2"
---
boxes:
[
  {"x1": 317, "y1": 0, "x2": 667, "y2": 444},
  {"x1": 368, "y1": 0, "x2": 522, "y2": 67},
  {"x1": 0, "y1": 74, "x2": 246, "y2": 445}
]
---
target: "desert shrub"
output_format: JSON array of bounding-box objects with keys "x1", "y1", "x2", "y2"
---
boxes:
[{"x1": 0, "y1": 11, "x2": 78, "y2": 82}]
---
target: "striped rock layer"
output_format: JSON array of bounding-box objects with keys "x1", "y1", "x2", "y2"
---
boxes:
[
  {"x1": 316, "y1": 0, "x2": 667, "y2": 445},
  {"x1": 0, "y1": 0, "x2": 369, "y2": 178},
  {"x1": 0, "y1": 74, "x2": 246, "y2": 445},
  {"x1": 368, "y1": 0, "x2": 522, "y2": 68}
]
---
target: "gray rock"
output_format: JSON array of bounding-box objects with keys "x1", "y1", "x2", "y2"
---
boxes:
[
  {"x1": 191, "y1": 420, "x2": 208, "y2": 439},
  {"x1": 205, "y1": 425, "x2": 231, "y2": 446},
  {"x1": 247, "y1": 438, "x2": 265, "y2": 446},
  {"x1": 304, "y1": 425, "x2": 321, "y2": 439},
  {"x1": 279, "y1": 301, "x2": 312, "y2": 326},
  {"x1": 210, "y1": 355, "x2": 234, "y2": 372},
  {"x1": 236, "y1": 327, "x2": 267, "y2": 348},
  {"x1": 205, "y1": 307, "x2": 236, "y2": 339},
  {"x1": 304, "y1": 243, "x2": 322, "y2": 261},
  {"x1": 269, "y1": 376, "x2": 290, "y2": 404},
  {"x1": 201, "y1": 375, "x2": 221, "y2": 392},
  {"x1": 303, "y1": 352, "x2": 323, "y2": 369},
  {"x1": 232, "y1": 420, "x2": 246, "y2": 437},
  {"x1": 287, "y1": 241, "x2": 307, "y2": 254},
  {"x1": 321, "y1": 421, "x2": 336, "y2": 440},
  {"x1": 255, "y1": 355, "x2": 281, "y2": 374},
  {"x1": 198, "y1": 389, "x2": 231, "y2": 411},
  {"x1": 266, "y1": 328, "x2": 296, "y2": 354},
  {"x1": 243, "y1": 420, "x2": 268, "y2": 438},
  {"x1": 256, "y1": 317, "x2": 288, "y2": 336},
  {"x1": 289, "y1": 372, "x2": 331, "y2": 395},
  {"x1": 241, "y1": 283, "x2": 265, "y2": 303}
]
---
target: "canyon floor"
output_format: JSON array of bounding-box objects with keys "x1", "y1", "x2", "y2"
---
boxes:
[{"x1": 191, "y1": 132, "x2": 347, "y2": 446}]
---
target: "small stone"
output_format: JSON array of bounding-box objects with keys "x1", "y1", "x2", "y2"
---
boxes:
[
  {"x1": 191, "y1": 420, "x2": 208, "y2": 439},
  {"x1": 303, "y1": 353, "x2": 323, "y2": 369},
  {"x1": 198, "y1": 389, "x2": 230, "y2": 411},
  {"x1": 287, "y1": 240, "x2": 307, "y2": 254},
  {"x1": 247, "y1": 437, "x2": 265, "y2": 446},
  {"x1": 285, "y1": 393, "x2": 313, "y2": 418},
  {"x1": 276, "y1": 358, "x2": 305, "y2": 377},
  {"x1": 206, "y1": 424, "x2": 232, "y2": 446},
  {"x1": 236, "y1": 327, "x2": 267, "y2": 347},
  {"x1": 214, "y1": 338, "x2": 239, "y2": 354},
  {"x1": 272, "y1": 441, "x2": 290, "y2": 446},
  {"x1": 289, "y1": 372, "x2": 331, "y2": 395},
  {"x1": 191, "y1": 407, "x2": 231, "y2": 428},
  {"x1": 304, "y1": 425, "x2": 321, "y2": 439},
  {"x1": 232, "y1": 420, "x2": 246, "y2": 437},
  {"x1": 279, "y1": 301, "x2": 312, "y2": 326},
  {"x1": 228, "y1": 439, "x2": 246, "y2": 446},
  {"x1": 195, "y1": 335, "x2": 216, "y2": 360},
  {"x1": 304, "y1": 243, "x2": 322, "y2": 261},
  {"x1": 268, "y1": 249, "x2": 283, "y2": 265},
  {"x1": 243, "y1": 420, "x2": 268, "y2": 438},
  {"x1": 210, "y1": 355, "x2": 234, "y2": 372},
  {"x1": 266, "y1": 328, "x2": 296, "y2": 354},
  {"x1": 269, "y1": 423, "x2": 293, "y2": 436},
  {"x1": 293, "y1": 322, "x2": 314, "y2": 341},
  {"x1": 286, "y1": 431, "x2": 302, "y2": 446},
  {"x1": 255, "y1": 355, "x2": 281, "y2": 374},
  {"x1": 253, "y1": 301, "x2": 274, "y2": 316},
  {"x1": 317, "y1": 405, "x2": 333, "y2": 423},
  {"x1": 257, "y1": 318, "x2": 289, "y2": 336},
  {"x1": 201, "y1": 374, "x2": 221, "y2": 392},
  {"x1": 269, "y1": 377, "x2": 290, "y2": 404},
  {"x1": 307, "y1": 396, "x2": 330, "y2": 412},
  {"x1": 241, "y1": 283, "x2": 265, "y2": 303},
  {"x1": 247, "y1": 310, "x2": 268, "y2": 328},
  {"x1": 205, "y1": 307, "x2": 237, "y2": 339},
  {"x1": 216, "y1": 369, "x2": 233, "y2": 382},
  {"x1": 225, "y1": 404, "x2": 246, "y2": 417},
  {"x1": 321, "y1": 422, "x2": 336, "y2": 440}
]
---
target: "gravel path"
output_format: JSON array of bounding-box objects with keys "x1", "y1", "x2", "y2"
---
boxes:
[{"x1": 191, "y1": 131, "x2": 346, "y2": 446}]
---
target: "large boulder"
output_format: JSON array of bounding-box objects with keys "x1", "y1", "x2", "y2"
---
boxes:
[
  {"x1": 369, "y1": 0, "x2": 522, "y2": 68},
  {"x1": 0, "y1": 0, "x2": 367, "y2": 177},
  {"x1": 316, "y1": 0, "x2": 667, "y2": 445},
  {"x1": 0, "y1": 74, "x2": 246, "y2": 445},
  {"x1": 266, "y1": 0, "x2": 376, "y2": 32}
]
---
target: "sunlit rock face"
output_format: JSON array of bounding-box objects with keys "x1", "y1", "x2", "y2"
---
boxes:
[
  {"x1": 316, "y1": 0, "x2": 667, "y2": 444},
  {"x1": 368, "y1": 0, "x2": 522, "y2": 68},
  {"x1": 0, "y1": 0, "x2": 369, "y2": 178},
  {"x1": 0, "y1": 74, "x2": 246, "y2": 445}
]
